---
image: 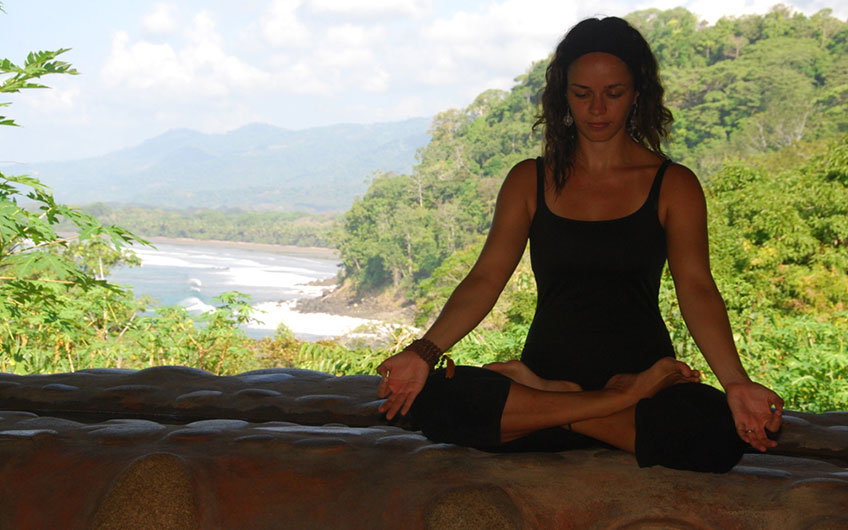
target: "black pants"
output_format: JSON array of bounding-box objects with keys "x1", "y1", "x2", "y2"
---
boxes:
[{"x1": 408, "y1": 366, "x2": 748, "y2": 473}]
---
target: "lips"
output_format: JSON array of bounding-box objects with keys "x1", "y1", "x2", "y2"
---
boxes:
[{"x1": 587, "y1": 122, "x2": 609, "y2": 129}]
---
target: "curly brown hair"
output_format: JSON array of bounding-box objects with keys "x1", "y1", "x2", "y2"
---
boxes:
[{"x1": 534, "y1": 17, "x2": 674, "y2": 192}]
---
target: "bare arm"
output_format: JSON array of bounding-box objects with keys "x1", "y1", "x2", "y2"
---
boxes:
[
  {"x1": 422, "y1": 162, "x2": 536, "y2": 350},
  {"x1": 377, "y1": 160, "x2": 537, "y2": 419},
  {"x1": 662, "y1": 165, "x2": 783, "y2": 451}
]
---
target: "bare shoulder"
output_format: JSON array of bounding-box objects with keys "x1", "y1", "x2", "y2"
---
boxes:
[
  {"x1": 498, "y1": 158, "x2": 538, "y2": 215},
  {"x1": 662, "y1": 163, "x2": 705, "y2": 203},
  {"x1": 502, "y1": 158, "x2": 537, "y2": 191},
  {"x1": 659, "y1": 163, "x2": 706, "y2": 224}
]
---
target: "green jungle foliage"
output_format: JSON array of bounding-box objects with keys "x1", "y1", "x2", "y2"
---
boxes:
[
  {"x1": 1, "y1": 6, "x2": 846, "y2": 414},
  {"x1": 82, "y1": 203, "x2": 337, "y2": 248}
]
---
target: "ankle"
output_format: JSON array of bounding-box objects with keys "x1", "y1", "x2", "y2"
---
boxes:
[{"x1": 604, "y1": 386, "x2": 637, "y2": 407}]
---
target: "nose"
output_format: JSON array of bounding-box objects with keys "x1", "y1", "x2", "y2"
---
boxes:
[{"x1": 589, "y1": 95, "x2": 605, "y2": 115}]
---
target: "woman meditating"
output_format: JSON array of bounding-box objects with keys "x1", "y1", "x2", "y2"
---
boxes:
[{"x1": 376, "y1": 16, "x2": 783, "y2": 473}]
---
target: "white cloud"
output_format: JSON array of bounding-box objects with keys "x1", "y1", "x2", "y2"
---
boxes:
[
  {"x1": 325, "y1": 23, "x2": 384, "y2": 47},
  {"x1": 277, "y1": 60, "x2": 336, "y2": 95},
  {"x1": 308, "y1": 0, "x2": 428, "y2": 17},
  {"x1": 23, "y1": 86, "x2": 81, "y2": 113},
  {"x1": 142, "y1": 3, "x2": 180, "y2": 34},
  {"x1": 360, "y1": 66, "x2": 390, "y2": 92},
  {"x1": 413, "y1": 1, "x2": 582, "y2": 92},
  {"x1": 314, "y1": 47, "x2": 373, "y2": 69},
  {"x1": 101, "y1": 31, "x2": 190, "y2": 90},
  {"x1": 262, "y1": 20, "x2": 393, "y2": 95},
  {"x1": 388, "y1": 95, "x2": 428, "y2": 118},
  {"x1": 261, "y1": 0, "x2": 311, "y2": 47},
  {"x1": 101, "y1": 13, "x2": 271, "y2": 98}
]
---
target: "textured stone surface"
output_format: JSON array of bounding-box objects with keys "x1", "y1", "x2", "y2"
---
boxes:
[{"x1": 0, "y1": 366, "x2": 846, "y2": 529}]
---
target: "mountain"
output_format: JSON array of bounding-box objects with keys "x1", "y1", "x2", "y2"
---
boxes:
[{"x1": 13, "y1": 118, "x2": 431, "y2": 211}]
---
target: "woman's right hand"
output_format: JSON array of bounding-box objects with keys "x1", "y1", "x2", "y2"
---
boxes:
[{"x1": 376, "y1": 350, "x2": 430, "y2": 420}]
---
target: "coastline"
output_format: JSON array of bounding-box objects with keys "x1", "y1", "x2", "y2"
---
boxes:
[
  {"x1": 141, "y1": 236, "x2": 340, "y2": 259},
  {"x1": 112, "y1": 235, "x2": 410, "y2": 341}
]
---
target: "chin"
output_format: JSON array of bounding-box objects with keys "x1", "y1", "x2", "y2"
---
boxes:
[{"x1": 578, "y1": 124, "x2": 627, "y2": 142}]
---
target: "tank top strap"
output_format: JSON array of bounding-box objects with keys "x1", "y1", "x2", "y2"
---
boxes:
[
  {"x1": 647, "y1": 159, "x2": 672, "y2": 211},
  {"x1": 535, "y1": 157, "x2": 546, "y2": 212}
]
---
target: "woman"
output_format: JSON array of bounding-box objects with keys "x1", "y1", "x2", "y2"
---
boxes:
[{"x1": 376, "y1": 16, "x2": 783, "y2": 473}]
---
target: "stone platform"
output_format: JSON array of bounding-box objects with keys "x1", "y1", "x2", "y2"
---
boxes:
[{"x1": 1, "y1": 367, "x2": 846, "y2": 529}]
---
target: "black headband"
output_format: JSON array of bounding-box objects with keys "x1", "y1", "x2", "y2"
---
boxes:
[{"x1": 559, "y1": 18, "x2": 643, "y2": 85}]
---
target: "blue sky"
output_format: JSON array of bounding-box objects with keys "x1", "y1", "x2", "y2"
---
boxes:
[{"x1": 2, "y1": 0, "x2": 845, "y2": 163}]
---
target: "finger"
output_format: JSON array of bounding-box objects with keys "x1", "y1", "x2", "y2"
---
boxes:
[
  {"x1": 764, "y1": 394, "x2": 784, "y2": 433},
  {"x1": 379, "y1": 395, "x2": 394, "y2": 417},
  {"x1": 400, "y1": 391, "x2": 419, "y2": 416},
  {"x1": 740, "y1": 430, "x2": 763, "y2": 451},
  {"x1": 743, "y1": 424, "x2": 776, "y2": 452},
  {"x1": 752, "y1": 436, "x2": 777, "y2": 451},
  {"x1": 377, "y1": 377, "x2": 390, "y2": 399},
  {"x1": 378, "y1": 382, "x2": 399, "y2": 413},
  {"x1": 765, "y1": 408, "x2": 783, "y2": 433},
  {"x1": 377, "y1": 395, "x2": 391, "y2": 413},
  {"x1": 376, "y1": 362, "x2": 388, "y2": 378},
  {"x1": 737, "y1": 425, "x2": 757, "y2": 446},
  {"x1": 384, "y1": 393, "x2": 406, "y2": 421}
]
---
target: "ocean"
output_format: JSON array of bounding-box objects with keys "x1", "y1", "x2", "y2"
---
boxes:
[{"x1": 108, "y1": 240, "x2": 373, "y2": 340}]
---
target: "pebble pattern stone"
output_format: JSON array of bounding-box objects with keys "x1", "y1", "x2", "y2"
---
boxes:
[{"x1": 0, "y1": 366, "x2": 846, "y2": 529}]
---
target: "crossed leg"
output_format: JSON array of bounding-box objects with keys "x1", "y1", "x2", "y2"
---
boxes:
[{"x1": 485, "y1": 357, "x2": 700, "y2": 451}]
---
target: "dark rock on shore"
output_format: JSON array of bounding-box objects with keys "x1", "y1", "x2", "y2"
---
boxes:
[
  {"x1": 295, "y1": 281, "x2": 416, "y2": 323},
  {"x1": 1, "y1": 367, "x2": 846, "y2": 529}
]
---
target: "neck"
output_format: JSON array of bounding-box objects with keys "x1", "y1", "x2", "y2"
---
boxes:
[{"x1": 573, "y1": 132, "x2": 640, "y2": 172}]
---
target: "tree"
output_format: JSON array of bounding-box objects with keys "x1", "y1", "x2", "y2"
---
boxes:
[{"x1": 0, "y1": 8, "x2": 146, "y2": 370}]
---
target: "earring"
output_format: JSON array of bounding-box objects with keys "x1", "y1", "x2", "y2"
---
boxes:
[
  {"x1": 563, "y1": 108, "x2": 573, "y2": 127},
  {"x1": 627, "y1": 103, "x2": 638, "y2": 134}
]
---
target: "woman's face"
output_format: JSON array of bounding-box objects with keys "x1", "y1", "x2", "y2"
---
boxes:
[{"x1": 566, "y1": 52, "x2": 637, "y2": 143}]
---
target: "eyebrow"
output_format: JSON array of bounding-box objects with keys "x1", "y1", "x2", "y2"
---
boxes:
[{"x1": 569, "y1": 83, "x2": 628, "y2": 89}]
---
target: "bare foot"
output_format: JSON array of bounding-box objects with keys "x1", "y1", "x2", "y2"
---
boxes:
[
  {"x1": 484, "y1": 360, "x2": 582, "y2": 392},
  {"x1": 604, "y1": 357, "x2": 700, "y2": 402}
]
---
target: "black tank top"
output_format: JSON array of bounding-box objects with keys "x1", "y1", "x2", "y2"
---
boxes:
[{"x1": 520, "y1": 157, "x2": 675, "y2": 390}]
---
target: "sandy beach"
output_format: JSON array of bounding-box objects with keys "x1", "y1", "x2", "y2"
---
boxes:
[
  {"x1": 248, "y1": 300, "x2": 380, "y2": 338},
  {"x1": 143, "y1": 236, "x2": 339, "y2": 259}
]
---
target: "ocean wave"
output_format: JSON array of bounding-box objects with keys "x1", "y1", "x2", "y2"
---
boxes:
[
  {"x1": 179, "y1": 297, "x2": 216, "y2": 313},
  {"x1": 248, "y1": 301, "x2": 375, "y2": 338}
]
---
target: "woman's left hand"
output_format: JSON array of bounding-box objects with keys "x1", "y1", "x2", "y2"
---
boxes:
[{"x1": 725, "y1": 381, "x2": 783, "y2": 452}]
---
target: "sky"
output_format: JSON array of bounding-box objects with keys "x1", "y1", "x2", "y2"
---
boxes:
[{"x1": 1, "y1": 0, "x2": 846, "y2": 163}]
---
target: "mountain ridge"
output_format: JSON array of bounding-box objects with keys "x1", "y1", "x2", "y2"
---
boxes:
[{"x1": 13, "y1": 117, "x2": 431, "y2": 212}]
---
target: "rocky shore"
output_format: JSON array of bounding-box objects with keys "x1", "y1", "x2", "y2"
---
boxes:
[
  {"x1": 295, "y1": 280, "x2": 417, "y2": 324},
  {"x1": 1, "y1": 367, "x2": 846, "y2": 529}
]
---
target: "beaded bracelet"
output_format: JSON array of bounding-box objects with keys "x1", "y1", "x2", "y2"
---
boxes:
[
  {"x1": 406, "y1": 338, "x2": 442, "y2": 367},
  {"x1": 406, "y1": 338, "x2": 455, "y2": 378}
]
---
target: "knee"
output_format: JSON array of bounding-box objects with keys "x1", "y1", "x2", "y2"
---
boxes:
[
  {"x1": 634, "y1": 383, "x2": 747, "y2": 473},
  {"x1": 408, "y1": 366, "x2": 512, "y2": 450}
]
